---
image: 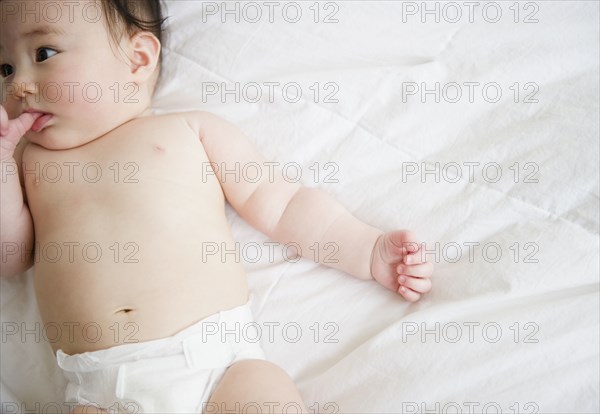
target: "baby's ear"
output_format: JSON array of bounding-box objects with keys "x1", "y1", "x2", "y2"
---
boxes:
[{"x1": 128, "y1": 31, "x2": 161, "y2": 82}]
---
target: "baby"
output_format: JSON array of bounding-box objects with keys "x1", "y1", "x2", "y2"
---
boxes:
[{"x1": 0, "y1": 0, "x2": 433, "y2": 413}]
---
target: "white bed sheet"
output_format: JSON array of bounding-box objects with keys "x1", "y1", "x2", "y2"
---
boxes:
[{"x1": 1, "y1": 1, "x2": 599, "y2": 413}]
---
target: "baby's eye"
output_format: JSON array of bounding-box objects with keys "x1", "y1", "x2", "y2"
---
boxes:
[
  {"x1": 35, "y1": 47, "x2": 58, "y2": 62},
  {"x1": 0, "y1": 64, "x2": 14, "y2": 78}
]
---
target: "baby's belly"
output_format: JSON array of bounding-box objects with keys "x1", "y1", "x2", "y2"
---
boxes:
[{"x1": 33, "y1": 231, "x2": 249, "y2": 355}]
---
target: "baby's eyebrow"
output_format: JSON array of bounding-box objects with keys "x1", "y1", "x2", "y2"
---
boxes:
[
  {"x1": 0, "y1": 25, "x2": 65, "y2": 51},
  {"x1": 21, "y1": 24, "x2": 66, "y2": 39},
  {"x1": 0, "y1": 25, "x2": 66, "y2": 51}
]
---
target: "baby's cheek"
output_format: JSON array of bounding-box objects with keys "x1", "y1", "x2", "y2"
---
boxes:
[{"x1": 45, "y1": 66, "x2": 94, "y2": 106}]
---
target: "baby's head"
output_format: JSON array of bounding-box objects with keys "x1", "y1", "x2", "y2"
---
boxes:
[{"x1": 0, "y1": 0, "x2": 166, "y2": 149}]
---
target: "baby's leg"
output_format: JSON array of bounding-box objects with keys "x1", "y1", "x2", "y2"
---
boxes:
[{"x1": 206, "y1": 359, "x2": 307, "y2": 413}]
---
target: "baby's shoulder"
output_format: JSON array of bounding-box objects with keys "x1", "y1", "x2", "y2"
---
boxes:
[
  {"x1": 141, "y1": 110, "x2": 235, "y2": 142},
  {"x1": 155, "y1": 110, "x2": 234, "y2": 136}
]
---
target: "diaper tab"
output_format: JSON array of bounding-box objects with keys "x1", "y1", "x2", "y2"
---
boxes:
[{"x1": 219, "y1": 300, "x2": 267, "y2": 363}]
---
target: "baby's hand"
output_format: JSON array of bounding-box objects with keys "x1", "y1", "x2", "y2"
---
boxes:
[
  {"x1": 370, "y1": 230, "x2": 433, "y2": 301},
  {"x1": 0, "y1": 105, "x2": 41, "y2": 161}
]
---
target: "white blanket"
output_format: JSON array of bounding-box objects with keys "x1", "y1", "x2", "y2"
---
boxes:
[{"x1": 2, "y1": 1, "x2": 598, "y2": 413}]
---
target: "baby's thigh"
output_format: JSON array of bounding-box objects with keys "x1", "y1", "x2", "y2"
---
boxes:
[{"x1": 205, "y1": 359, "x2": 307, "y2": 413}]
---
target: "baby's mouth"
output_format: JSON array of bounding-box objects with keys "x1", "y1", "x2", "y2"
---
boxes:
[{"x1": 24, "y1": 110, "x2": 53, "y2": 132}]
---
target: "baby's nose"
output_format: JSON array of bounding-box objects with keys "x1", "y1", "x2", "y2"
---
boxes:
[
  {"x1": 3, "y1": 67, "x2": 38, "y2": 99},
  {"x1": 8, "y1": 80, "x2": 38, "y2": 99}
]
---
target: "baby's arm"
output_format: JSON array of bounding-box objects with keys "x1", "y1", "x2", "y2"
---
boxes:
[
  {"x1": 0, "y1": 106, "x2": 40, "y2": 277},
  {"x1": 193, "y1": 112, "x2": 432, "y2": 300}
]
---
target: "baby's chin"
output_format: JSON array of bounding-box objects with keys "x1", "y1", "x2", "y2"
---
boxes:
[{"x1": 25, "y1": 126, "x2": 100, "y2": 151}]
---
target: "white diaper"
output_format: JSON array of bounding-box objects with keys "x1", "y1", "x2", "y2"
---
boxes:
[{"x1": 56, "y1": 300, "x2": 266, "y2": 414}]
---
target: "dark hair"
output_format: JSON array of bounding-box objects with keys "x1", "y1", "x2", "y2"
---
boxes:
[{"x1": 101, "y1": 0, "x2": 167, "y2": 65}]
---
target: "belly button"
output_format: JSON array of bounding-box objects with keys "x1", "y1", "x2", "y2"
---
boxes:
[{"x1": 116, "y1": 308, "x2": 134, "y2": 314}]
